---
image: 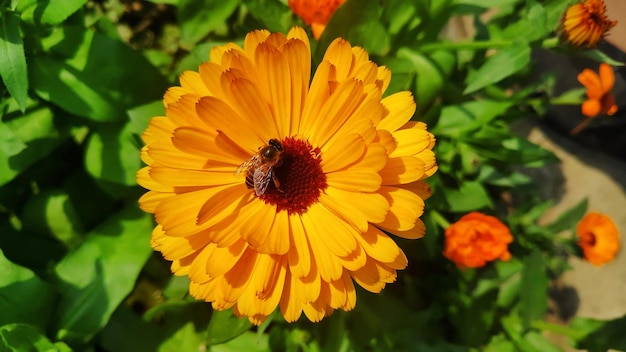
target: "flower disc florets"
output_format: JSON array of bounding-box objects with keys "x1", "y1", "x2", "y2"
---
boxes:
[{"x1": 260, "y1": 137, "x2": 327, "y2": 215}]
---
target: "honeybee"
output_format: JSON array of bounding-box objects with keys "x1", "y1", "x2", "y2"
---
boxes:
[{"x1": 234, "y1": 139, "x2": 284, "y2": 196}]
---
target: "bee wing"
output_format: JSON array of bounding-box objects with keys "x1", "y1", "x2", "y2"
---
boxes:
[
  {"x1": 253, "y1": 164, "x2": 273, "y2": 196},
  {"x1": 234, "y1": 155, "x2": 261, "y2": 175}
]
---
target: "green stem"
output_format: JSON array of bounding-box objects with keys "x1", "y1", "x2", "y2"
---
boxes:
[
  {"x1": 525, "y1": 97, "x2": 582, "y2": 107},
  {"x1": 419, "y1": 37, "x2": 560, "y2": 52},
  {"x1": 530, "y1": 320, "x2": 584, "y2": 340},
  {"x1": 430, "y1": 210, "x2": 451, "y2": 229},
  {"x1": 419, "y1": 40, "x2": 512, "y2": 52},
  {"x1": 550, "y1": 96, "x2": 584, "y2": 105},
  {"x1": 541, "y1": 37, "x2": 560, "y2": 49}
]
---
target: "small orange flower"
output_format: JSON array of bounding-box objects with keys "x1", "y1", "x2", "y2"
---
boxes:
[
  {"x1": 571, "y1": 63, "x2": 618, "y2": 134},
  {"x1": 579, "y1": 63, "x2": 618, "y2": 117},
  {"x1": 288, "y1": 0, "x2": 346, "y2": 39},
  {"x1": 443, "y1": 212, "x2": 513, "y2": 269},
  {"x1": 559, "y1": 0, "x2": 617, "y2": 48},
  {"x1": 577, "y1": 212, "x2": 620, "y2": 266}
]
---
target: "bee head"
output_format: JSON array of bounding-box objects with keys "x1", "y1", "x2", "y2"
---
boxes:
[{"x1": 268, "y1": 139, "x2": 283, "y2": 152}]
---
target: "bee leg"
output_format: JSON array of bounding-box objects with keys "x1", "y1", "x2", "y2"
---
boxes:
[{"x1": 271, "y1": 172, "x2": 283, "y2": 193}]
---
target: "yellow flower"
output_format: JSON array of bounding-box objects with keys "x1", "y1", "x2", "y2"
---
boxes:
[
  {"x1": 559, "y1": 0, "x2": 617, "y2": 48},
  {"x1": 577, "y1": 212, "x2": 620, "y2": 266},
  {"x1": 137, "y1": 27, "x2": 437, "y2": 325},
  {"x1": 288, "y1": 0, "x2": 346, "y2": 39}
]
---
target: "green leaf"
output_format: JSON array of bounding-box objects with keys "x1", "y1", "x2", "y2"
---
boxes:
[
  {"x1": 483, "y1": 334, "x2": 517, "y2": 352},
  {"x1": 147, "y1": 0, "x2": 179, "y2": 4},
  {"x1": 0, "y1": 221, "x2": 67, "y2": 274},
  {"x1": 434, "y1": 100, "x2": 512, "y2": 137},
  {"x1": 62, "y1": 171, "x2": 119, "y2": 231},
  {"x1": 317, "y1": 0, "x2": 389, "y2": 58},
  {"x1": 576, "y1": 49, "x2": 625, "y2": 67},
  {"x1": 30, "y1": 56, "x2": 120, "y2": 122},
  {"x1": 162, "y1": 276, "x2": 191, "y2": 300},
  {"x1": 241, "y1": 0, "x2": 293, "y2": 33},
  {"x1": 381, "y1": 0, "x2": 418, "y2": 35},
  {"x1": 500, "y1": 2, "x2": 548, "y2": 43},
  {"x1": 376, "y1": 56, "x2": 415, "y2": 96},
  {"x1": 191, "y1": 41, "x2": 231, "y2": 64},
  {"x1": 84, "y1": 121, "x2": 143, "y2": 185},
  {"x1": 571, "y1": 315, "x2": 626, "y2": 351},
  {"x1": 545, "y1": 198, "x2": 588, "y2": 234},
  {"x1": 0, "y1": 11, "x2": 28, "y2": 111},
  {"x1": 464, "y1": 41, "x2": 530, "y2": 94},
  {"x1": 100, "y1": 302, "x2": 214, "y2": 352},
  {"x1": 398, "y1": 48, "x2": 455, "y2": 112},
  {"x1": 501, "y1": 316, "x2": 564, "y2": 352},
  {"x1": 497, "y1": 270, "x2": 520, "y2": 308},
  {"x1": 31, "y1": 26, "x2": 168, "y2": 122},
  {"x1": 52, "y1": 205, "x2": 154, "y2": 343},
  {"x1": 519, "y1": 251, "x2": 548, "y2": 328},
  {"x1": 0, "y1": 105, "x2": 69, "y2": 187},
  {"x1": 442, "y1": 181, "x2": 493, "y2": 212},
  {"x1": 0, "y1": 120, "x2": 26, "y2": 157},
  {"x1": 0, "y1": 249, "x2": 56, "y2": 327},
  {"x1": 478, "y1": 166, "x2": 532, "y2": 187},
  {"x1": 543, "y1": 0, "x2": 570, "y2": 30},
  {"x1": 211, "y1": 331, "x2": 269, "y2": 352},
  {"x1": 448, "y1": 289, "x2": 497, "y2": 346},
  {"x1": 473, "y1": 259, "x2": 522, "y2": 298},
  {"x1": 207, "y1": 310, "x2": 253, "y2": 346},
  {"x1": 178, "y1": 0, "x2": 239, "y2": 49},
  {"x1": 158, "y1": 313, "x2": 209, "y2": 352},
  {"x1": 17, "y1": 0, "x2": 88, "y2": 25},
  {"x1": 453, "y1": 0, "x2": 519, "y2": 6},
  {"x1": 499, "y1": 136, "x2": 559, "y2": 166},
  {"x1": 552, "y1": 87, "x2": 586, "y2": 104},
  {"x1": 521, "y1": 331, "x2": 562, "y2": 352},
  {"x1": 21, "y1": 189, "x2": 84, "y2": 249},
  {"x1": 127, "y1": 100, "x2": 164, "y2": 136},
  {"x1": 470, "y1": 131, "x2": 559, "y2": 166},
  {"x1": 0, "y1": 323, "x2": 60, "y2": 352}
]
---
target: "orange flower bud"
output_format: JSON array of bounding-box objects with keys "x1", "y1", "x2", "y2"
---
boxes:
[
  {"x1": 288, "y1": 0, "x2": 346, "y2": 39},
  {"x1": 443, "y1": 212, "x2": 513, "y2": 269},
  {"x1": 577, "y1": 212, "x2": 620, "y2": 266},
  {"x1": 559, "y1": 0, "x2": 617, "y2": 48}
]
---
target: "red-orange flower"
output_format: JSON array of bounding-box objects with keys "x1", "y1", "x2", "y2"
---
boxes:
[
  {"x1": 577, "y1": 212, "x2": 620, "y2": 266},
  {"x1": 571, "y1": 63, "x2": 618, "y2": 134},
  {"x1": 288, "y1": 0, "x2": 346, "y2": 39},
  {"x1": 443, "y1": 212, "x2": 513, "y2": 269},
  {"x1": 559, "y1": 0, "x2": 617, "y2": 48}
]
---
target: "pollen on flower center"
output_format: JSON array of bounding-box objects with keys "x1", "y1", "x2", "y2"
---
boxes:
[{"x1": 259, "y1": 137, "x2": 327, "y2": 214}]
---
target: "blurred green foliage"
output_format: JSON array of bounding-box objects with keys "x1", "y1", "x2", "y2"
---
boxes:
[{"x1": 0, "y1": 0, "x2": 623, "y2": 350}]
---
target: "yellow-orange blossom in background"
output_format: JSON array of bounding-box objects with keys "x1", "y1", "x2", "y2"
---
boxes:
[{"x1": 559, "y1": 0, "x2": 617, "y2": 48}]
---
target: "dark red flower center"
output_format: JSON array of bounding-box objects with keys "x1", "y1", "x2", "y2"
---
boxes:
[
  {"x1": 581, "y1": 231, "x2": 597, "y2": 247},
  {"x1": 259, "y1": 137, "x2": 327, "y2": 215}
]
